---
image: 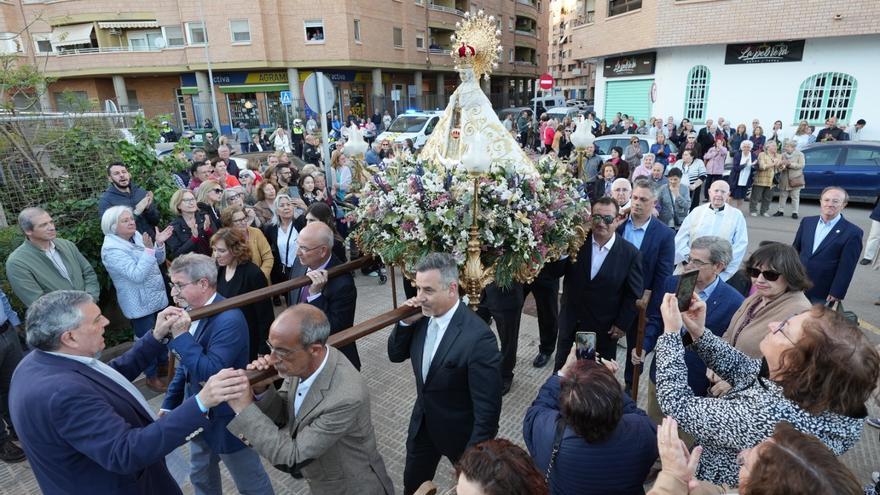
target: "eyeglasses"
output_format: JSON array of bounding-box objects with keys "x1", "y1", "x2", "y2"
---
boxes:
[
  {"x1": 683, "y1": 256, "x2": 711, "y2": 267},
  {"x1": 265, "y1": 340, "x2": 304, "y2": 360},
  {"x1": 169, "y1": 280, "x2": 199, "y2": 292},
  {"x1": 226, "y1": 193, "x2": 241, "y2": 200},
  {"x1": 772, "y1": 314, "x2": 797, "y2": 345},
  {"x1": 296, "y1": 244, "x2": 321, "y2": 253},
  {"x1": 232, "y1": 216, "x2": 248, "y2": 224},
  {"x1": 181, "y1": 198, "x2": 197, "y2": 203},
  {"x1": 591, "y1": 214, "x2": 615, "y2": 225},
  {"x1": 746, "y1": 267, "x2": 781, "y2": 281},
  {"x1": 212, "y1": 188, "x2": 223, "y2": 194}
]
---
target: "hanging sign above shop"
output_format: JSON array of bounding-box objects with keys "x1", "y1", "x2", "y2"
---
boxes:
[
  {"x1": 603, "y1": 52, "x2": 656, "y2": 78},
  {"x1": 724, "y1": 40, "x2": 805, "y2": 65}
]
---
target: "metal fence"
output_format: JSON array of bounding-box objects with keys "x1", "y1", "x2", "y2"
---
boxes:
[{"x1": 0, "y1": 111, "x2": 139, "y2": 227}]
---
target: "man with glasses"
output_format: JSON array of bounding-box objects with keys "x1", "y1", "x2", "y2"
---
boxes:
[
  {"x1": 674, "y1": 181, "x2": 748, "y2": 282},
  {"x1": 550, "y1": 197, "x2": 644, "y2": 370},
  {"x1": 634, "y1": 236, "x2": 743, "y2": 423},
  {"x1": 160, "y1": 253, "x2": 274, "y2": 495},
  {"x1": 288, "y1": 222, "x2": 360, "y2": 370},
  {"x1": 792, "y1": 186, "x2": 863, "y2": 304},
  {"x1": 617, "y1": 180, "x2": 675, "y2": 394},
  {"x1": 201, "y1": 304, "x2": 394, "y2": 494}
]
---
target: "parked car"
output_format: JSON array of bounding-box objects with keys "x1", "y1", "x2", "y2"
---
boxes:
[
  {"x1": 542, "y1": 106, "x2": 583, "y2": 123},
  {"x1": 592, "y1": 134, "x2": 679, "y2": 163},
  {"x1": 800, "y1": 141, "x2": 880, "y2": 203},
  {"x1": 496, "y1": 106, "x2": 531, "y2": 122},
  {"x1": 565, "y1": 99, "x2": 592, "y2": 112},
  {"x1": 375, "y1": 110, "x2": 442, "y2": 150}
]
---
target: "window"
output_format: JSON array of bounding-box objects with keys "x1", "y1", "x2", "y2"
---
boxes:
[
  {"x1": 163, "y1": 26, "x2": 185, "y2": 47},
  {"x1": 795, "y1": 72, "x2": 857, "y2": 125},
  {"x1": 128, "y1": 30, "x2": 164, "y2": 51},
  {"x1": 608, "y1": 0, "x2": 641, "y2": 17},
  {"x1": 32, "y1": 33, "x2": 53, "y2": 53},
  {"x1": 683, "y1": 65, "x2": 710, "y2": 122},
  {"x1": 0, "y1": 33, "x2": 24, "y2": 54},
  {"x1": 53, "y1": 91, "x2": 89, "y2": 112},
  {"x1": 393, "y1": 27, "x2": 403, "y2": 48},
  {"x1": 304, "y1": 20, "x2": 325, "y2": 43},
  {"x1": 509, "y1": 48, "x2": 514, "y2": 63},
  {"x1": 229, "y1": 20, "x2": 250, "y2": 43},
  {"x1": 353, "y1": 19, "x2": 361, "y2": 42},
  {"x1": 416, "y1": 30, "x2": 425, "y2": 50},
  {"x1": 508, "y1": 17, "x2": 514, "y2": 31},
  {"x1": 185, "y1": 22, "x2": 207, "y2": 45},
  {"x1": 844, "y1": 147, "x2": 880, "y2": 167},
  {"x1": 803, "y1": 146, "x2": 841, "y2": 167}
]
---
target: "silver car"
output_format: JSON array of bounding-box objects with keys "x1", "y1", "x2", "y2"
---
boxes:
[{"x1": 592, "y1": 134, "x2": 679, "y2": 163}]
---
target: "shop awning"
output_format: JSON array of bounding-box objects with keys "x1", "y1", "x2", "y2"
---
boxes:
[
  {"x1": 97, "y1": 21, "x2": 160, "y2": 29},
  {"x1": 50, "y1": 23, "x2": 95, "y2": 47},
  {"x1": 219, "y1": 83, "x2": 290, "y2": 93},
  {"x1": 180, "y1": 87, "x2": 200, "y2": 95}
]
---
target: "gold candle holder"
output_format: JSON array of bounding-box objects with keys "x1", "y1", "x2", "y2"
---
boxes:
[{"x1": 460, "y1": 174, "x2": 495, "y2": 309}]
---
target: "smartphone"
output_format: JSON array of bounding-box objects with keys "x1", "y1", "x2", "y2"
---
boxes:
[
  {"x1": 675, "y1": 270, "x2": 700, "y2": 312},
  {"x1": 575, "y1": 331, "x2": 597, "y2": 361}
]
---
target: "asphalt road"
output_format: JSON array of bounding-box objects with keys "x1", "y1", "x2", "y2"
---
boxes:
[{"x1": 733, "y1": 197, "x2": 879, "y2": 344}]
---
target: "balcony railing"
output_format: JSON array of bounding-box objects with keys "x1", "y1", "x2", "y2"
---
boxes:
[
  {"x1": 55, "y1": 45, "x2": 171, "y2": 56},
  {"x1": 573, "y1": 12, "x2": 596, "y2": 26},
  {"x1": 516, "y1": 0, "x2": 536, "y2": 6},
  {"x1": 429, "y1": 48, "x2": 452, "y2": 55},
  {"x1": 514, "y1": 29, "x2": 536, "y2": 37},
  {"x1": 428, "y1": 2, "x2": 465, "y2": 15}
]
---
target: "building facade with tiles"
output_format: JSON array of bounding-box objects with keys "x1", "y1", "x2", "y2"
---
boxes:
[
  {"x1": 561, "y1": 0, "x2": 879, "y2": 138},
  {"x1": 1, "y1": 0, "x2": 548, "y2": 134}
]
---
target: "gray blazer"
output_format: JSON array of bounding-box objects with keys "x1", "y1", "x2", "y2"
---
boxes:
[
  {"x1": 227, "y1": 347, "x2": 394, "y2": 495},
  {"x1": 657, "y1": 184, "x2": 692, "y2": 229}
]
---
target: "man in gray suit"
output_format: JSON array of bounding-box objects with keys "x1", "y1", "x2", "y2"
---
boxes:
[{"x1": 204, "y1": 304, "x2": 393, "y2": 494}]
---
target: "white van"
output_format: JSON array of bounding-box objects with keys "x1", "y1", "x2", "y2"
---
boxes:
[
  {"x1": 530, "y1": 94, "x2": 565, "y2": 111},
  {"x1": 375, "y1": 110, "x2": 442, "y2": 149}
]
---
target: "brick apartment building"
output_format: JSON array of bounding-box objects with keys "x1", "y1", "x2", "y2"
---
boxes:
[
  {"x1": 1, "y1": 0, "x2": 548, "y2": 134},
  {"x1": 561, "y1": 0, "x2": 879, "y2": 139},
  {"x1": 548, "y1": 0, "x2": 596, "y2": 102}
]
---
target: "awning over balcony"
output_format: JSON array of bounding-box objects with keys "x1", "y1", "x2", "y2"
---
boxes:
[
  {"x1": 50, "y1": 23, "x2": 95, "y2": 47},
  {"x1": 97, "y1": 21, "x2": 160, "y2": 29}
]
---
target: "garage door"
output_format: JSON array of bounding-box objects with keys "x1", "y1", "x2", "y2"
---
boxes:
[{"x1": 604, "y1": 79, "x2": 653, "y2": 122}]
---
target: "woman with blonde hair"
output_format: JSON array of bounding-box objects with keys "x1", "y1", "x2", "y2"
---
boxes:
[
  {"x1": 773, "y1": 139, "x2": 806, "y2": 219},
  {"x1": 167, "y1": 188, "x2": 213, "y2": 258},
  {"x1": 220, "y1": 205, "x2": 274, "y2": 282},
  {"x1": 195, "y1": 179, "x2": 222, "y2": 230},
  {"x1": 793, "y1": 119, "x2": 813, "y2": 151}
]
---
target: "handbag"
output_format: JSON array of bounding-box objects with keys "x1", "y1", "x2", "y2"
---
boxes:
[
  {"x1": 827, "y1": 300, "x2": 858, "y2": 325},
  {"x1": 788, "y1": 174, "x2": 805, "y2": 188},
  {"x1": 544, "y1": 417, "x2": 566, "y2": 486}
]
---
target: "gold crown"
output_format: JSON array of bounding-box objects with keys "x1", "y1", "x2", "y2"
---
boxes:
[{"x1": 451, "y1": 10, "x2": 502, "y2": 80}]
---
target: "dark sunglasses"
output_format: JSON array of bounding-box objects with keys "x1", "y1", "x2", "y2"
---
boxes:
[
  {"x1": 747, "y1": 267, "x2": 781, "y2": 281},
  {"x1": 591, "y1": 214, "x2": 615, "y2": 225},
  {"x1": 212, "y1": 188, "x2": 223, "y2": 194}
]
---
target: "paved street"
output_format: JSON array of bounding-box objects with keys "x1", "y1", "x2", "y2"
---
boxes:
[{"x1": 0, "y1": 199, "x2": 877, "y2": 494}]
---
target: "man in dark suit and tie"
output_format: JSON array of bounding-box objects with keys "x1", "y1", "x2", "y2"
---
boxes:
[
  {"x1": 617, "y1": 179, "x2": 675, "y2": 392},
  {"x1": 388, "y1": 252, "x2": 503, "y2": 495},
  {"x1": 287, "y1": 222, "x2": 359, "y2": 369},
  {"x1": 162, "y1": 254, "x2": 274, "y2": 495},
  {"x1": 792, "y1": 186, "x2": 864, "y2": 304},
  {"x1": 9, "y1": 290, "x2": 224, "y2": 495},
  {"x1": 552, "y1": 197, "x2": 644, "y2": 371}
]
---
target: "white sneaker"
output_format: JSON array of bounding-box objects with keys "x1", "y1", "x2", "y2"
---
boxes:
[
  {"x1": 750, "y1": 213, "x2": 757, "y2": 217},
  {"x1": 762, "y1": 213, "x2": 770, "y2": 217}
]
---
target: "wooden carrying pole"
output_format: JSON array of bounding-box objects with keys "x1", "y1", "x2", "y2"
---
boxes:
[
  {"x1": 245, "y1": 304, "x2": 421, "y2": 384},
  {"x1": 630, "y1": 297, "x2": 649, "y2": 402}
]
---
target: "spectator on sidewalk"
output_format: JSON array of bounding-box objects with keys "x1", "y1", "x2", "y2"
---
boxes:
[
  {"x1": 98, "y1": 162, "x2": 160, "y2": 235},
  {"x1": 234, "y1": 122, "x2": 252, "y2": 154}
]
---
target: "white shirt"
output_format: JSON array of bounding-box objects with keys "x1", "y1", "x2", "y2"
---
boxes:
[
  {"x1": 737, "y1": 153, "x2": 753, "y2": 187},
  {"x1": 276, "y1": 222, "x2": 298, "y2": 267},
  {"x1": 187, "y1": 292, "x2": 218, "y2": 335},
  {"x1": 44, "y1": 241, "x2": 72, "y2": 282},
  {"x1": 590, "y1": 234, "x2": 616, "y2": 280},
  {"x1": 675, "y1": 204, "x2": 748, "y2": 281},
  {"x1": 423, "y1": 299, "x2": 460, "y2": 366},
  {"x1": 294, "y1": 346, "x2": 330, "y2": 417}
]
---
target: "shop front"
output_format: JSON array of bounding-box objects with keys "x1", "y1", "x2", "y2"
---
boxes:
[{"x1": 601, "y1": 52, "x2": 656, "y2": 123}]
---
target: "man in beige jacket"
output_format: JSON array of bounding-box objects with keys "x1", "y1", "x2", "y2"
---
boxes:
[{"x1": 204, "y1": 304, "x2": 394, "y2": 494}]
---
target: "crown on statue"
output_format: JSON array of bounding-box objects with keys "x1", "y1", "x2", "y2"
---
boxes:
[{"x1": 451, "y1": 10, "x2": 503, "y2": 80}]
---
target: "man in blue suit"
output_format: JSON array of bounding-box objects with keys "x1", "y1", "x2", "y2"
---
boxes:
[
  {"x1": 792, "y1": 186, "x2": 863, "y2": 304},
  {"x1": 9, "y1": 290, "x2": 225, "y2": 495},
  {"x1": 162, "y1": 254, "x2": 274, "y2": 495},
  {"x1": 618, "y1": 179, "x2": 675, "y2": 393},
  {"x1": 634, "y1": 236, "x2": 744, "y2": 421}
]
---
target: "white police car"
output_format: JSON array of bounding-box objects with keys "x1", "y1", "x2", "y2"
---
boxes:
[{"x1": 375, "y1": 110, "x2": 442, "y2": 149}]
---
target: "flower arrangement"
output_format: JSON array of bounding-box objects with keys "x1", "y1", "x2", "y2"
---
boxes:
[{"x1": 350, "y1": 155, "x2": 591, "y2": 288}]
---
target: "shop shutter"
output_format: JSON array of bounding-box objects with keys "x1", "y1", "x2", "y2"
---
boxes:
[{"x1": 603, "y1": 79, "x2": 653, "y2": 122}]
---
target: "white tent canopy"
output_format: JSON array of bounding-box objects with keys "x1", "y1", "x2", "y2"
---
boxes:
[{"x1": 50, "y1": 23, "x2": 95, "y2": 47}]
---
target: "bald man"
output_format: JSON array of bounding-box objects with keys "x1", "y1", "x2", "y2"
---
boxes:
[
  {"x1": 209, "y1": 305, "x2": 394, "y2": 494},
  {"x1": 674, "y1": 181, "x2": 748, "y2": 281},
  {"x1": 611, "y1": 178, "x2": 632, "y2": 210},
  {"x1": 287, "y1": 222, "x2": 360, "y2": 369}
]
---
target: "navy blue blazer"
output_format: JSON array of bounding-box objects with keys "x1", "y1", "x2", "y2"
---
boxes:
[
  {"x1": 9, "y1": 334, "x2": 209, "y2": 495},
  {"x1": 617, "y1": 218, "x2": 675, "y2": 312},
  {"x1": 524, "y1": 374, "x2": 658, "y2": 494},
  {"x1": 162, "y1": 294, "x2": 250, "y2": 454},
  {"x1": 643, "y1": 275, "x2": 743, "y2": 395},
  {"x1": 792, "y1": 215, "x2": 863, "y2": 301}
]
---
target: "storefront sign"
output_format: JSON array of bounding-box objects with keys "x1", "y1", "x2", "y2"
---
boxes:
[
  {"x1": 181, "y1": 70, "x2": 391, "y2": 88},
  {"x1": 724, "y1": 40, "x2": 805, "y2": 64},
  {"x1": 603, "y1": 52, "x2": 656, "y2": 78}
]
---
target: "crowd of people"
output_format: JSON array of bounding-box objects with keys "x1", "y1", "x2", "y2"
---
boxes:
[{"x1": 0, "y1": 105, "x2": 877, "y2": 495}]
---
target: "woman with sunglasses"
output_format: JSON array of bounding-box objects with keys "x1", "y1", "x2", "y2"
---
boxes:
[
  {"x1": 195, "y1": 179, "x2": 222, "y2": 231},
  {"x1": 623, "y1": 136, "x2": 643, "y2": 179},
  {"x1": 654, "y1": 289, "x2": 879, "y2": 487},
  {"x1": 167, "y1": 189, "x2": 213, "y2": 259}
]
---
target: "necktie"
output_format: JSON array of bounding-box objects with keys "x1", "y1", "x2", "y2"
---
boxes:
[{"x1": 421, "y1": 319, "x2": 439, "y2": 382}]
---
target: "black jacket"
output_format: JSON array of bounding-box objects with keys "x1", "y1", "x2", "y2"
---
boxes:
[
  {"x1": 166, "y1": 213, "x2": 213, "y2": 259},
  {"x1": 388, "y1": 302, "x2": 502, "y2": 459},
  {"x1": 98, "y1": 183, "x2": 160, "y2": 235}
]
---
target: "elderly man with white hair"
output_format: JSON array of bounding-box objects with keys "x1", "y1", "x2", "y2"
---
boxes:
[
  {"x1": 673, "y1": 180, "x2": 748, "y2": 281},
  {"x1": 611, "y1": 177, "x2": 632, "y2": 210}
]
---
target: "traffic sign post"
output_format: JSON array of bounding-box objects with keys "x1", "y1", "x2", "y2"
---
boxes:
[
  {"x1": 280, "y1": 90, "x2": 292, "y2": 130},
  {"x1": 539, "y1": 73, "x2": 554, "y2": 91}
]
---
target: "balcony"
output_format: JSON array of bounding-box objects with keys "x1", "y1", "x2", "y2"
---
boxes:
[
  {"x1": 428, "y1": 27, "x2": 455, "y2": 51},
  {"x1": 514, "y1": 15, "x2": 537, "y2": 37},
  {"x1": 41, "y1": 46, "x2": 189, "y2": 76},
  {"x1": 573, "y1": 11, "x2": 596, "y2": 26},
  {"x1": 54, "y1": 45, "x2": 164, "y2": 56},
  {"x1": 513, "y1": 46, "x2": 536, "y2": 65},
  {"x1": 428, "y1": 0, "x2": 467, "y2": 15}
]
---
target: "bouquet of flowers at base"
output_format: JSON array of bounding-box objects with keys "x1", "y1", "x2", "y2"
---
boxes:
[{"x1": 349, "y1": 154, "x2": 591, "y2": 288}]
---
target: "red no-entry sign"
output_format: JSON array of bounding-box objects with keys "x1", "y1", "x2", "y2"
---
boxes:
[{"x1": 538, "y1": 73, "x2": 554, "y2": 90}]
